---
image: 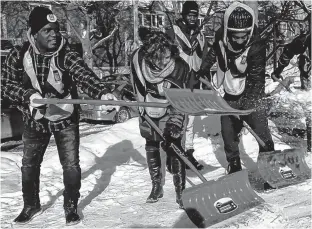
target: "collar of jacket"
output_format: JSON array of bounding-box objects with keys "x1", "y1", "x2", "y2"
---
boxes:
[
  {"x1": 223, "y1": 2, "x2": 255, "y2": 47},
  {"x1": 27, "y1": 29, "x2": 65, "y2": 56},
  {"x1": 176, "y1": 18, "x2": 200, "y2": 37}
]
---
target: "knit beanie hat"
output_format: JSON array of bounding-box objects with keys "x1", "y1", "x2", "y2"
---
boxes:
[
  {"x1": 182, "y1": 1, "x2": 199, "y2": 16},
  {"x1": 228, "y1": 7, "x2": 253, "y2": 31},
  {"x1": 29, "y1": 6, "x2": 57, "y2": 35}
]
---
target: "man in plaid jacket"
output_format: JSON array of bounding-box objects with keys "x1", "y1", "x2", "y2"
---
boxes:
[{"x1": 1, "y1": 6, "x2": 117, "y2": 225}]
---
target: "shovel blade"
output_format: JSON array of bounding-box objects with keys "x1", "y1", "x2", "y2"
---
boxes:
[
  {"x1": 257, "y1": 148, "x2": 311, "y2": 189},
  {"x1": 163, "y1": 88, "x2": 254, "y2": 116},
  {"x1": 182, "y1": 170, "x2": 264, "y2": 228}
]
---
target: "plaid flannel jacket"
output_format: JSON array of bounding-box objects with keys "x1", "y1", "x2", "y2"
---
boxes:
[{"x1": 1, "y1": 42, "x2": 110, "y2": 133}]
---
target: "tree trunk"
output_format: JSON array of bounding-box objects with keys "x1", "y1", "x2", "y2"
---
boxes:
[
  {"x1": 105, "y1": 43, "x2": 113, "y2": 75},
  {"x1": 133, "y1": 0, "x2": 139, "y2": 49},
  {"x1": 81, "y1": 39, "x2": 93, "y2": 69}
]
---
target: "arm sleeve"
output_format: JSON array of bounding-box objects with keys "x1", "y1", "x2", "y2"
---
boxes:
[
  {"x1": 244, "y1": 41, "x2": 266, "y2": 95},
  {"x1": 199, "y1": 42, "x2": 217, "y2": 81},
  {"x1": 274, "y1": 36, "x2": 305, "y2": 75},
  {"x1": 167, "y1": 107, "x2": 185, "y2": 131},
  {"x1": 64, "y1": 51, "x2": 110, "y2": 99},
  {"x1": 1, "y1": 46, "x2": 37, "y2": 105}
]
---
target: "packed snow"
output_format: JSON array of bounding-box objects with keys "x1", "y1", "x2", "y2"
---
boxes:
[{"x1": 1, "y1": 65, "x2": 311, "y2": 228}]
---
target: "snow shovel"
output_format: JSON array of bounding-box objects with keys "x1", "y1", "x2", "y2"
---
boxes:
[
  {"x1": 199, "y1": 77, "x2": 311, "y2": 189},
  {"x1": 33, "y1": 89, "x2": 255, "y2": 116},
  {"x1": 143, "y1": 114, "x2": 264, "y2": 228}
]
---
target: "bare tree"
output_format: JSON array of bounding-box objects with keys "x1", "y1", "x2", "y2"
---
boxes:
[{"x1": 56, "y1": 1, "x2": 121, "y2": 69}]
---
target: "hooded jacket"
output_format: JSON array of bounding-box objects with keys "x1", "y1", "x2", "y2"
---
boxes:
[
  {"x1": 201, "y1": 2, "x2": 266, "y2": 100},
  {"x1": 167, "y1": 18, "x2": 208, "y2": 89},
  {"x1": 1, "y1": 30, "x2": 110, "y2": 132},
  {"x1": 131, "y1": 48, "x2": 189, "y2": 141}
]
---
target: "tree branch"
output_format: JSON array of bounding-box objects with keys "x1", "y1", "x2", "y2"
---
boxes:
[
  {"x1": 92, "y1": 16, "x2": 119, "y2": 50},
  {"x1": 60, "y1": 4, "x2": 82, "y2": 40},
  {"x1": 199, "y1": 1, "x2": 216, "y2": 30}
]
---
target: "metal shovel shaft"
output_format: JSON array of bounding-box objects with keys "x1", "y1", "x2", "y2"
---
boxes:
[
  {"x1": 271, "y1": 75, "x2": 293, "y2": 93},
  {"x1": 143, "y1": 114, "x2": 208, "y2": 184},
  {"x1": 33, "y1": 98, "x2": 169, "y2": 108}
]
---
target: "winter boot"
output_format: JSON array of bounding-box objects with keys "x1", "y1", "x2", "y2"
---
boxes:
[
  {"x1": 146, "y1": 144, "x2": 164, "y2": 203},
  {"x1": 13, "y1": 204, "x2": 42, "y2": 224},
  {"x1": 64, "y1": 197, "x2": 80, "y2": 225},
  {"x1": 14, "y1": 190, "x2": 42, "y2": 224},
  {"x1": 227, "y1": 157, "x2": 242, "y2": 174},
  {"x1": 14, "y1": 167, "x2": 42, "y2": 224},
  {"x1": 171, "y1": 155, "x2": 186, "y2": 209},
  {"x1": 185, "y1": 149, "x2": 204, "y2": 170}
]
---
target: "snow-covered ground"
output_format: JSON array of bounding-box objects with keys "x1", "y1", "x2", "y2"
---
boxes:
[{"x1": 1, "y1": 66, "x2": 311, "y2": 228}]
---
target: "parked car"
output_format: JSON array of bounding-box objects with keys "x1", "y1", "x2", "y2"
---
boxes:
[{"x1": 79, "y1": 74, "x2": 139, "y2": 123}]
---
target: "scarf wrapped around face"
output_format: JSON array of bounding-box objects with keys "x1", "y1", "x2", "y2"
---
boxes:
[{"x1": 141, "y1": 58, "x2": 175, "y2": 83}]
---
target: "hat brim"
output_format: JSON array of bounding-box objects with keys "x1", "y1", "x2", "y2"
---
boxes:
[{"x1": 227, "y1": 27, "x2": 253, "y2": 32}]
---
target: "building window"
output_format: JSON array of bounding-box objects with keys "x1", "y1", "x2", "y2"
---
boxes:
[
  {"x1": 144, "y1": 14, "x2": 151, "y2": 27},
  {"x1": 141, "y1": 13, "x2": 165, "y2": 28},
  {"x1": 139, "y1": 13, "x2": 144, "y2": 26},
  {"x1": 151, "y1": 14, "x2": 157, "y2": 27},
  {"x1": 157, "y1": 15, "x2": 165, "y2": 27}
]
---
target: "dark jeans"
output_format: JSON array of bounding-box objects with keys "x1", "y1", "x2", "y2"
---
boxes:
[
  {"x1": 22, "y1": 123, "x2": 81, "y2": 206},
  {"x1": 300, "y1": 72, "x2": 311, "y2": 90},
  {"x1": 221, "y1": 96, "x2": 275, "y2": 162}
]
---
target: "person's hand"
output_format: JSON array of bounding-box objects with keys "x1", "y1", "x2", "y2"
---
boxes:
[
  {"x1": 101, "y1": 93, "x2": 120, "y2": 111},
  {"x1": 161, "y1": 123, "x2": 182, "y2": 153},
  {"x1": 271, "y1": 72, "x2": 283, "y2": 82},
  {"x1": 29, "y1": 92, "x2": 44, "y2": 107},
  {"x1": 164, "y1": 122, "x2": 182, "y2": 140},
  {"x1": 29, "y1": 93, "x2": 45, "y2": 120}
]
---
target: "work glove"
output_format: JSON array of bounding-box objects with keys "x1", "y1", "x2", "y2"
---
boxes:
[
  {"x1": 271, "y1": 72, "x2": 283, "y2": 82},
  {"x1": 164, "y1": 122, "x2": 182, "y2": 139},
  {"x1": 188, "y1": 71, "x2": 200, "y2": 92},
  {"x1": 162, "y1": 122, "x2": 185, "y2": 157},
  {"x1": 101, "y1": 93, "x2": 120, "y2": 112},
  {"x1": 29, "y1": 92, "x2": 46, "y2": 120},
  {"x1": 197, "y1": 69, "x2": 213, "y2": 90},
  {"x1": 162, "y1": 122, "x2": 183, "y2": 150}
]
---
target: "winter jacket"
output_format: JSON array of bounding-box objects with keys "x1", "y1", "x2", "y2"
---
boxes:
[
  {"x1": 131, "y1": 48, "x2": 189, "y2": 141},
  {"x1": 274, "y1": 33, "x2": 311, "y2": 89},
  {"x1": 200, "y1": 3, "x2": 266, "y2": 106},
  {"x1": 1, "y1": 30, "x2": 110, "y2": 133},
  {"x1": 167, "y1": 18, "x2": 208, "y2": 89}
]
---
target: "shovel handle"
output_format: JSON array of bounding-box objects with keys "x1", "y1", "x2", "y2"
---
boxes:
[
  {"x1": 143, "y1": 114, "x2": 208, "y2": 184},
  {"x1": 271, "y1": 75, "x2": 293, "y2": 93},
  {"x1": 199, "y1": 77, "x2": 213, "y2": 89},
  {"x1": 33, "y1": 98, "x2": 169, "y2": 108},
  {"x1": 241, "y1": 121, "x2": 266, "y2": 147},
  {"x1": 199, "y1": 77, "x2": 267, "y2": 148}
]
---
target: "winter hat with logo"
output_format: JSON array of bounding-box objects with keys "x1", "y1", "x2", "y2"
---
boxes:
[
  {"x1": 182, "y1": 1, "x2": 199, "y2": 16},
  {"x1": 29, "y1": 6, "x2": 57, "y2": 35}
]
